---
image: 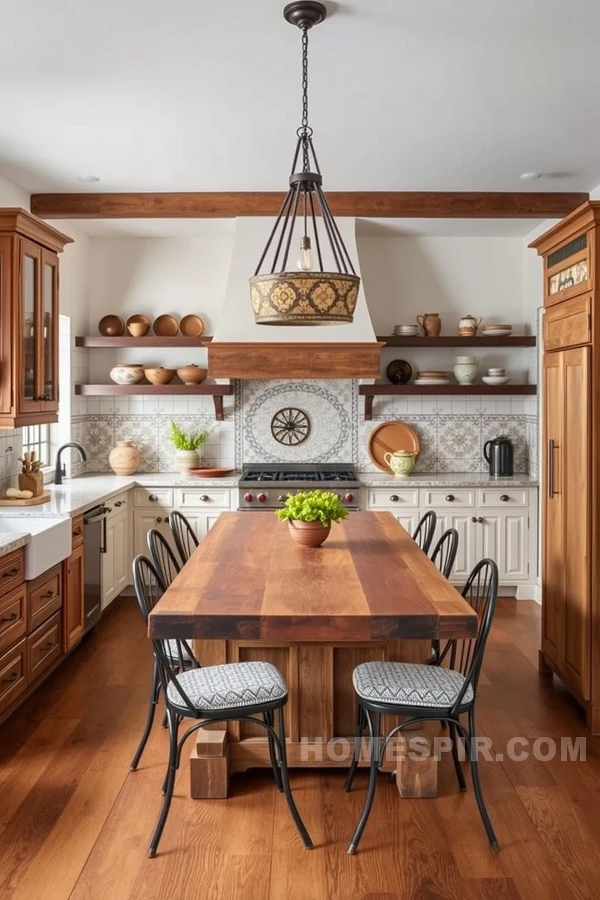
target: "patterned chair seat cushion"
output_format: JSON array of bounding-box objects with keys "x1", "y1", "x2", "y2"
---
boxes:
[
  {"x1": 353, "y1": 661, "x2": 474, "y2": 708},
  {"x1": 167, "y1": 661, "x2": 288, "y2": 711}
]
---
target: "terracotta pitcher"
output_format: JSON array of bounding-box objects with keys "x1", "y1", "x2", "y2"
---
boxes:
[{"x1": 417, "y1": 313, "x2": 442, "y2": 336}]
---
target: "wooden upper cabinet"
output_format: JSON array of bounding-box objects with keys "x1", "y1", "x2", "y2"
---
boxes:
[{"x1": 0, "y1": 209, "x2": 72, "y2": 428}]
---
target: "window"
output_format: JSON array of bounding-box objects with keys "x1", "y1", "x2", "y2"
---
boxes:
[{"x1": 21, "y1": 424, "x2": 51, "y2": 467}]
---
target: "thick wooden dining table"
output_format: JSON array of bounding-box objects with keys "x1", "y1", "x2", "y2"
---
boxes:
[{"x1": 149, "y1": 511, "x2": 477, "y2": 798}]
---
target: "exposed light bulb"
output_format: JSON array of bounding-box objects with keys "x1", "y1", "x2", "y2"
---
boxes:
[{"x1": 297, "y1": 235, "x2": 313, "y2": 271}]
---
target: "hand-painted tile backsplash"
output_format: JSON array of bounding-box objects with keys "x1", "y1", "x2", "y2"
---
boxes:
[{"x1": 79, "y1": 379, "x2": 536, "y2": 475}]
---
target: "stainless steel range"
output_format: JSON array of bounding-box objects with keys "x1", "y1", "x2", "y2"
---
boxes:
[{"x1": 238, "y1": 464, "x2": 360, "y2": 511}]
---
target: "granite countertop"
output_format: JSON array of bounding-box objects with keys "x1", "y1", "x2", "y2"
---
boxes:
[
  {"x1": 0, "y1": 534, "x2": 30, "y2": 557},
  {"x1": 358, "y1": 472, "x2": 539, "y2": 488},
  {"x1": 0, "y1": 473, "x2": 242, "y2": 519}
]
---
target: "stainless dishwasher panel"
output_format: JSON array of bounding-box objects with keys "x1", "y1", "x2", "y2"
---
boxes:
[{"x1": 83, "y1": 505, "x2": 109, "y2": 634}]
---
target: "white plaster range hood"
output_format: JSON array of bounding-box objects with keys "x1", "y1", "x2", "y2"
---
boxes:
[{"x1": 208, "y1": 217, "x2": 382, "y2": 379}]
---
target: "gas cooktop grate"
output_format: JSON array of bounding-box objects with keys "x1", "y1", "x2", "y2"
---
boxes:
[{"x1": 242, "y1": 469, "x2": 357, "y2": 483}]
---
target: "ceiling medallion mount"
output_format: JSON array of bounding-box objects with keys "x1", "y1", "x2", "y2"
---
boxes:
[{"x1": 250, "y1": 2, "x2": 361, "y2": 326}]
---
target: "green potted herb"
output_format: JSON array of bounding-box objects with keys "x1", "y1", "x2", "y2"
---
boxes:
[
  {"x1": 169, "y1": 421, "x2": 211, "y2": 474},
  {"x1": 276, "y1": 489, "x2": 349, "y2": 547}
]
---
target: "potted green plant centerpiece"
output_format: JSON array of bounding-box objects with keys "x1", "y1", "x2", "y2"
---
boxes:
[
  {"x1": 169, "y1": 421, "x2": 211, "y2": 474},
  {"x1": 276, "y1": 489, "x2": 349, "y2": 548}
]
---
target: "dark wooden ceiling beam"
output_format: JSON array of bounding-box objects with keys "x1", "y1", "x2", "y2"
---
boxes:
[{"x1": 30, "y1": 191, "x2": 588, "y2": 220}]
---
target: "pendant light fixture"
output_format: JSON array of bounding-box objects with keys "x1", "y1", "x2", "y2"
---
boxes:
[{"x1": 250, "y1": 1, "x2": 360, "y2": 326}]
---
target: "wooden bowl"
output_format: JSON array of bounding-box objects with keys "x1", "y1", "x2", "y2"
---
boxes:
[
  {"x1": 98, "y1": 315, "x2": 125, "y2": 337},
  {"x1": 189, "y1": 467, "x2": 234, "y2": 478},
  {"x1": 126, "y1": 314, "x2": 151, "y2": 337},
  {"x1": 144, "y1": 366, "x2": 176, "y2": 385},
  {"x1": 176, "y1": 364, "x2": 207, "y2": 385},
  {"x1": 180, "y1": 314, "x2": 205, "y2": 337},
  {"x1": 153, "y1": 315, "x2": 179, "y2": 337}
]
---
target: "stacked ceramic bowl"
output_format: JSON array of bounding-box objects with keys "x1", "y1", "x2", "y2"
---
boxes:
[
  {"x1": 393, "y1": 324, "x2": 419, "y2": 337},
  {"x1": 482, "y1": 367, "x2": 510, "y2": 385},
  {"x1": 414, "y1": 370, "x2": 450, "y2": 386},
  {"x1": 481, "y1": 324, "x2": 513, "y2": 337}
]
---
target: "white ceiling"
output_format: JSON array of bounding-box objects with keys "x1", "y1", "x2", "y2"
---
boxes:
[{"x1": 1, "y1": 0, "x2": 599, "y2": 195}]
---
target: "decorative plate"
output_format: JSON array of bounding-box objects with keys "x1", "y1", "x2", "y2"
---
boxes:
[
  {"x1": 271, "y1": 407, "x2": 311, "y2": 446},
  {"x1": 386, "y1": 359, "x2": 413, "y2": 385},
  {"x1": 367, "y1": 421, "x2": 420, "y2": 472},
  {"x1": 180, "y1": 314, "x2": 205, "y2": 337}
]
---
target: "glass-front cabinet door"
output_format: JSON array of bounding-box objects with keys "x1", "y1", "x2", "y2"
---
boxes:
[
  {"x1": 19, "y1": 239, "x2": 42, "y2": 414},
  {"x1": 40, "y1": 250, "x2": 58, "y2": 412}
]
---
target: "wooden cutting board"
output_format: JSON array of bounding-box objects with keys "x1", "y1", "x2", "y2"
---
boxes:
[
  {"x1": 367, "y1": 422, "x2": 420, "y2": 472},
  {"x1": 0, "y1": 492, "x2": 51, "y2": 506}
]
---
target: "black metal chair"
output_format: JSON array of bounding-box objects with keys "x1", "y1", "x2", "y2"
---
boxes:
[
  {"x1": 344, "y1": 558, "x2": 499, "y2": 855},
  {"x1": 412, "y1": 510, "x2": 437, "y2": 554},
  {"x1": 129, "y1": 558, "x2": 198, "y2": 772},
  {"x1": 168, "y1": 510, "x2": 199, "y2": 566},
  {"x1": 429, "y1": 527, "x2": 459, "y2": 664},
  {"x1": 132, "y1": 554, "x2": 313, "y2": 857},
  {"x1": 147, "y1": 527, "x2": 181, "y2": 588}
]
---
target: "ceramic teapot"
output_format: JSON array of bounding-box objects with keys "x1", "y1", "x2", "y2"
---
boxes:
[
  {"x1": 458, "y1": 315, "x2": 482, "y2": 336},
  {"x1": 384, "y1": 450, "x2": 416, "y2": 477}
]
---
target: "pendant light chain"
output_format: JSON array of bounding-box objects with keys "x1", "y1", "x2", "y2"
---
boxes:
[{"x1": 301, "y1": 26, "x2": 310, "y2": 172}]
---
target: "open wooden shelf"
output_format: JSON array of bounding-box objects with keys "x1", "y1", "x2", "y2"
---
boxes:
[
  {"x1": 75, "y1": 336, "x2": 213, "y2": 348},
  {"x1": 359, "y1": 383, "x2": 537, "y2": 419},
  {"x1": 75, "y1": 382, "x2": 233, "y2": 420},
  {"x1": 377, "y1": 335, "x2": 536, "y2": 347}
]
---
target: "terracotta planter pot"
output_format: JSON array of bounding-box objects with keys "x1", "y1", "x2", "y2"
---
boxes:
[{"x1": 288, "y1": 520, "x2": 331, "y2": 548}]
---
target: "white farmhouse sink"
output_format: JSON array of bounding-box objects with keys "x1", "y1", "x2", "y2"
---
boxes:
[{"x1": 0, "y1": 517, "x2": 72, "y2": 580}]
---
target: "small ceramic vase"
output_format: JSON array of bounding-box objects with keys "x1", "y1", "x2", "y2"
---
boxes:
[
  {"x1": 416, "y1": 313, "x2": 442, "y2": 336},
  {"x1": 288, "y1": 520, "x2": 331, "y2": 548},
  {"x1": 458, "y1": 315, "x2": 482, "y2": 336},
  {"x1": 384, "y1": 450, "x2": 417, "y2": 476},
  {"x1": 175, "y1": 449, "x2": 200, "y2": 474},
  {"x1": 108, "y1": 440, "x2": 140, "y2": 475}
]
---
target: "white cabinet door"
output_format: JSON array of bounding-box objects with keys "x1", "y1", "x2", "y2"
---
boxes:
[
  {"x1": 486, "y1": 511, "x2": 529, "y2": 582},
  {"x1": 391, "y1": 513, "x2": 418, "y2": 535},
  {"x1": 112, "y1": 511, "x2": 130, "y2": 595},
  {"x1": 435, "y1": 512, "x2": 478, "y2": 582},
  {"x1": 133, "y1": 510, "x2": 170, "y2": 559},
  {"x1": 478, "y1": 513, "x2": 501, "y2": 567}
]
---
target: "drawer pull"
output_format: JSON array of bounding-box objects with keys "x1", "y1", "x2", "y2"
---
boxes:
[
  {"x1": 389, "y1": 495, "x2": 399, "y2": 502},
  {"x1": 500, "y1": 494, "x2": 509, "y2": 502},
  {"x1": 445, "y1": 494, "x2": 455, "y2": 502},
  {"x1": 42, "y1": 590, "x2": 56, "y2": 599},
  {"x1": 114, "y1": 500, "x2": 124, "y2": 508},
  {"x1": 149, "y1": 494, "x2": 158, "y2": 502},
  {"x1": 40, "y1": 641, "x2": 55, "y2": 652},
  {"x1": 0, "y1": 612, "x2": 18, "y2": 623},
  {"x1": 200, "y1": 495, "x2": 210, "y2": 502},
  {"x1": 72, "y1": 529, "x2": 82, "y2": 537},
  {"x1": 2, "y1": 568, "x2": 18, "y2": 578},
  {"x1": 156, "y1": 516, "x2": 163, "y2": 523},
  {"x1": 1, "y1": 671, "x2": 19, "y2": 684}
]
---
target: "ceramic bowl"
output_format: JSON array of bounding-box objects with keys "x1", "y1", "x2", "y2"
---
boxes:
[
  {"x1": 179, "y1": 315, "x2": 205, "y2": 337},
  {"x1": 487, "y1": 367, "x2": 505, "y2": 376},
  {"x1": 110, "y1": 364, "x2": 144, "y2": 385},
  {"x1": 153, "y1": 315, "x2": 179, "y2": 337},
  {"x1": 176, "y1": 364, "x2": 207, "y2": 385},
  {"x1": 99, "y1": 315, "x2": 125, "y2": 337},
  {"x1": 482, "y1": 375, "x2": 510, "y2": 386},
  {"x1": 126, "y1": 315, "x2": 151, "y2": 337},
  {"x1": 144, "y1": 366, "x2": 176, "y2": 385}
]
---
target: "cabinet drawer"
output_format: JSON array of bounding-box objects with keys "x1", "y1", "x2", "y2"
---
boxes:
[
  {"x1": 544, "y1": 295, "x2": 591, "y2": 350},
  {"x1": 421, "y1": 489, "x2": 475, "y2": 508},
  {"x1": 28, "y1": 564, "x2": 62, "y2": 632},
  {"x1": 478, "y1": 489, "x2": 529, "y2": 508},
  {"x1": 106, "y1": 492, "x2": 129, "y2": 518},
  {"x1": 27, "y1": 612, "x2": 61, "y2": 684},
  {"x1": 367, "y1": 488, "x2": 419, "y2": 509},
  {"x1": 71, "y1": 515, "x2": 84, "y2": 549},
  {"x1": 0, "y1": 639, "x2": 27, "y2": 716},
  {"x1": 133, "y1": 488, "x2": 173, "y2": 508},
  {"x1": 0, "y1": 549, "x2": 25, "y2": 599},
  {"x1": 0, "y1": 584, "x2": 27, "y2": 654},
  {"x1": 176, "y1": 488, "x2": 231, "y2": 510}
]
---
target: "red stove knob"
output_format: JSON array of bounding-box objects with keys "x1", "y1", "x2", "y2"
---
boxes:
[
  {"x1": 257, "y1": 493, "x2": 267, "y2": 503},
  {"x1": 344, "y1": 492, "x2": 355, "y2": 503},
  {"x1": 244, "y1": 492, "x2": 254, "y2": 503}
]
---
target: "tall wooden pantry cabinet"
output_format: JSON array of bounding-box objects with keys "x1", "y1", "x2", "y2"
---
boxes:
[{"x1": 531, "y1": 202, "x2": 600, "y2": 732}]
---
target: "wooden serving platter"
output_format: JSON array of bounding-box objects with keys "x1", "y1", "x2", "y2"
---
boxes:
[{"x1": 0, "y1": 492, "x2": 51, "y2": 507}]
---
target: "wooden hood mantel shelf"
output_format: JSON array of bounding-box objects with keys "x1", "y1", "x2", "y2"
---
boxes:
[{"x1": 207, "y1": 342, "x2": 383, "y2": 379}]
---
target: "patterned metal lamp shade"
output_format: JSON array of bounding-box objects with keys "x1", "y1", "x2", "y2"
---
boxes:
[{"x1": 250, "y1": 2, "x2": 361, "y2": 326}]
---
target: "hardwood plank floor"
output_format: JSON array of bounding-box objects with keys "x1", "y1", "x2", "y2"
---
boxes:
[{"x1": 1, "y1": 597, "x2": 599, "y2": 900}]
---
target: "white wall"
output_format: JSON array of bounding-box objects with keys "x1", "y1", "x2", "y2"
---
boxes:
[{"x1": 0, "y1": 172, "x2": 28, "y2": 207}]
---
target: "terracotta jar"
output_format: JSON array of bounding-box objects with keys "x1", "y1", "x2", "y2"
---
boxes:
[
  {"x1": 288, "y1": 520, "x2": 331, "y2": 548},
  {"x1": 108, "y1": 439, "x2": 140, "y2": 475},
  {"x1": 416, "y1": 313, "x2": 442, "y2": 336},
  {"x1": 176, "y1": 364, "x2": 207, "y2": 385}
]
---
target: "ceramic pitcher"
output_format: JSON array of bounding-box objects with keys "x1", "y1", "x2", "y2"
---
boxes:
[
  {"x1": 416, "y1": 313, "x2": 442, "y2": 336},
  {"x1": 384, "y1": 450, "x2": 416, "y2": 477}
]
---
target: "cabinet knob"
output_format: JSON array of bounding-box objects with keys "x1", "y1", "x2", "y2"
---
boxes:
[
  {"x1": 477, "y1": 516, "x2": 484, "y2": 523},
  {"x1": 389, "y1": 495, "x2": 399, "y2": 502},
  {"x1": 156, "y1": 516, "x2": 163, "y2": 523},
  {"x1": 200, "y1": 495, "x2": 210, "y2": 502},
  {"x1": 500, "y1": 494, "x2": 509, "y2": 502},
  {"x1": 149, "y1": 494, "x2": 158, "y2": 502},
  {"x1": 471, "y1": 516, "x2": 477, "y2": 523},
  {"x1": 445, "y1": 494, "x2": 455, "y2": 502}
]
